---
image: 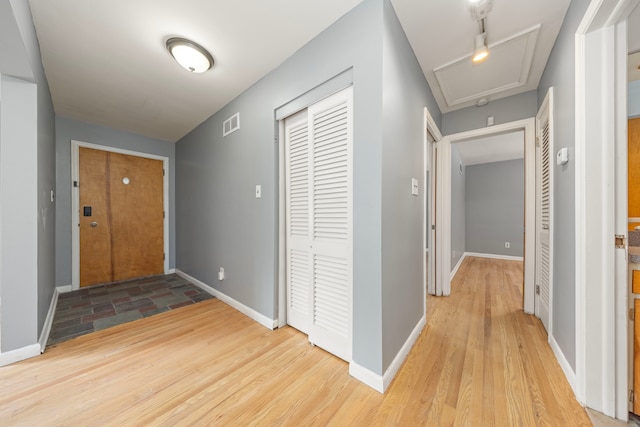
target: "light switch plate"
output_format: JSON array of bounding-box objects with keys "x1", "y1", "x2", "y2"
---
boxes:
[
  {"x1": 255, "y1": 185, "x2": 262, "y2": 198},
  {"x1": 411, "y1": 178, "x2": 419, "y2": 196}
]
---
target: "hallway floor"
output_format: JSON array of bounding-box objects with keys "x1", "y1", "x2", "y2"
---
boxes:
[
  {"x1": 48, "y1": 274, "x2": 214, "y2": 346},
  {"x1": 1, "y1": 257, "x2": 592, "y2": 425}
]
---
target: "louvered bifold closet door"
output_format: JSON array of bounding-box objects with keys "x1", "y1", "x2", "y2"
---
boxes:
[
  {"x1": 285, "y1": 110, "x2": 313, "y2": 334},
  {"x1": 536, "y1": 105, "x2": 552, "y2": 333},
  {"x1": 307, "y1": 87, "x2": 353, "y2": 362}
]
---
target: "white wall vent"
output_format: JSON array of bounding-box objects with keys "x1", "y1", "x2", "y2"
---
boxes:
[{"x1": 223, "y1": 112, "x2": 240, "y2": 136}]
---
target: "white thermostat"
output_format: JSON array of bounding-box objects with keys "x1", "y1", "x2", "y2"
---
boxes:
[{"x1": 556, "y1": 147, "x2": 569, "y2": 166}]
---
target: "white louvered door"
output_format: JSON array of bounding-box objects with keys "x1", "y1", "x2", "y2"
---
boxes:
[
  {"x1": 284, "y1": 87, "x2": 353, "y2": 362},
  {"x1": 285, "y1": 110, "x2": 312, "y2": 334},
  {"x1": 535, "y1": 90, "x2": 553, "y2": 334}
]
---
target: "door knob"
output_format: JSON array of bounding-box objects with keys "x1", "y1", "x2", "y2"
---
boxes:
[{"x1": 90, "y1": 222, "x2": 98, "y2": 228}]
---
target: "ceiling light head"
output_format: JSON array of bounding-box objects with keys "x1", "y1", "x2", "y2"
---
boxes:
[
  {"x1": 472, "y1": 33, "x2": 489, "y2": 63},
  {"x1": 476, "y1": 98, "x2": 489, "y2": 107},
  {"x1": 166, "y1": 37, "x2": 214, "y2": 73}
]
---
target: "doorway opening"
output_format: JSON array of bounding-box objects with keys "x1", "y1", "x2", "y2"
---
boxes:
[{"x1": 437, "y1": 119, "x2": 536, "y2": 312}]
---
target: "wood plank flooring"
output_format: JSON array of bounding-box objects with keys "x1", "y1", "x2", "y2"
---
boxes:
[{"x1": 0, "y1": 257, "x2": 591, "y2": 425}]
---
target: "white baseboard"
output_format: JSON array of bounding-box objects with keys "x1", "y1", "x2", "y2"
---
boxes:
[
  {"x1": 57, "y1": 285, "x2": 72, "y2": 293},
  {"x1": 175, "y1": 269, "x2": 277, "y2": 330},
  {"x1": 39, "y1": 289, "x2": 59, "y2": 352},
  {"x1": 349, "y1": 361, "x2": 384, "y2": 393},
  {"x1": 465, "y1": 252, "x2": 524, "y2": 262},
  {"x1": 349, "y1": 314, "x2": 426, "y2": 393},
  {"x1": 0, "y1": 344, "x2": 40, "y2": 367},
  {"x1": 550, "y1": 334, "x2": 576, "y2": 395},
  {"x1": 450, "y1": 253, "x2": 466, "y2": 280}
]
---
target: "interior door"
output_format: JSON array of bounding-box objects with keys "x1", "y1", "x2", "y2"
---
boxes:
[
  {"x1": 535, "y1": 91, "x2": 553, "y2": 332},
  {"x1": 79, "y1": 147, "x2": 164, "y2": 287},
  {"x1": 428, "y1": 138, "x2": 437, "y2": 296},
  {"x1": 284, "y1": 87, "x2": 353, "y2": 362}
]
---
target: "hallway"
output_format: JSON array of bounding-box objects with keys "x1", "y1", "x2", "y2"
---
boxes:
[{"x1": 0, "y1": 257, "x2": 591, "y2": 425}]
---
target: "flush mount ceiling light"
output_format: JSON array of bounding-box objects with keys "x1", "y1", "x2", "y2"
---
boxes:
[{"x1": 166, "y1": 37, "x2": 214, "y2": 73}]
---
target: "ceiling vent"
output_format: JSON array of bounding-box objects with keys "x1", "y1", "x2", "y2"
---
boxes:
[{"x1": 223, "y1": 112, "x2": 240, "y2": 137}]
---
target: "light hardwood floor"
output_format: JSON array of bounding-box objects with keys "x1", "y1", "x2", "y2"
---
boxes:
[{"x1": 0, "y1": 257, "x2": 591, "y2": 425}]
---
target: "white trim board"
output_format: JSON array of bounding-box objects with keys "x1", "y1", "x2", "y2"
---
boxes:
[
  {"x1": 38, "y1": 289, "x2": 59, "y2": 352},
  {"x1": 550, "y1": 334, "x2": 576, "y2": 396},
  {"x1": 450, "y1": 253, "x2": 466, "y2": 281},
  {"x1": 574, "y1": 0, "x2": 640, "y2": 419},
  {"x1": 174, "y1": 269, "x2": 277, "y2": 330},
  {"x1": 70, "y1": 140, "x2": 171, "y2": 290},
  {"x1": 464, "y1": 252, "x2": 524, "y2": 262},
  {"x1": 0, "y1": 344, "x2": 40, "y2": 367},
  {"x1": 441, "y1": 118, "x2": 535, "y2": 313},
  {"x1": 349, "y1": 315, "x2": 426, "y2": 393}
]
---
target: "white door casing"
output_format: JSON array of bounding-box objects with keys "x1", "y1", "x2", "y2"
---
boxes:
[
  {"x1": 574, "y1": 0, "x2": 639, "y2": 418},
  {"x1": 425, "y1": 108, "x2": 443, "y2": 300},
  {"x1": 439, "y1": 119, "x2": 536, "y2": 309},
  {"x1": 535, "y1": 88, "x2": 554, "y2": 335},
  {"x1": 284, "y1": 87, "x2": 353, "y2": 362}
]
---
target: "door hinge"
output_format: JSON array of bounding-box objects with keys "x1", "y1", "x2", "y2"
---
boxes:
[
  {"x1": 630, "y1": 389, "x2": 635, "y2": 403},
  {"x1": 536, "y1": 136, "x2": 541, "y2": 147},
  {"x1": 616, "y1": 235, "x2": 626, "y2": 249},
  {"x1": 163, "y1": 253, "x2": 165, "y2": 261},
  {"x1": 163, "y1": 169, "x2": 165, "y2": 176},
  {"x1": 535, "y1": 285, "x2": 540, "y2": 295},
  {"x1": 163, "y1": 211, "x2": 165, "y2": 219},
  {"x1": 630, "y1": 307, "x2": 635, "y2": 321},
  {"x1": 73, "y1": 181, "x2": 78, "y2": 188}
]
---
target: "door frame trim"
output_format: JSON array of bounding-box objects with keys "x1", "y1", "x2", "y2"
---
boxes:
[
  {"x1": 70, "y1": 140, "x2": 170, "y2": 289},
  {"x1": 424, "y1": 108, "x2": 442, "y2": 306},
  {"x1": 439, "y1": 118, "x2": 535, "y2": 311}
]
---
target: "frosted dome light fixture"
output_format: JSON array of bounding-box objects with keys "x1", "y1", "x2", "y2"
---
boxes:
[{"x1": 166, "y1": 37, "x2": 214, "y2": 73}]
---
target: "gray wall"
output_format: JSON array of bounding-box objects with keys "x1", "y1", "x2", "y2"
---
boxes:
[
  {"x1": 0, "y1": 75, "x2": 38, "y2": 351},
  {"x1": 0, "y1": 0, "x2": 56, "y2": 351},
  {"x1": 175, "y1": 0, "x2": 441, "y2": 376},
  {"x1": 442, "y1": 91, "x2": 538, "y2": 135},
  {"x1": 450, "y1": 145, "x2": 466, "y2": 271},
  {"x1": 55, "y1": 116, "x2": 176, "y2": 287},
  {"x1": 630, "y1": 80, "x2": 640, "y2": 118},
  {"x1": 177, "y1": 0, "x2": 385, "y2": 374},
  {"x1": 380, "y1": 0, "x2": 440, "y2": 371},
  {"x1": 537, "y1": 0, "x2": 591, "y2": 372},
  {"x1": 465, "y1": 159, "x2": 524, "y2": 257}
]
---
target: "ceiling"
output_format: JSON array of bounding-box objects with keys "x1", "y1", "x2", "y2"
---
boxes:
[
  {"x1": 391, "y1": 0, "x2": 570, "y2": 113},
  {"x1": 24, "y1": 0, "x2": 573, "y2": 142}
]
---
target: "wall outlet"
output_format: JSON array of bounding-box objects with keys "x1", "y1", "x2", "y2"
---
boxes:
[
  {"x1": 218, "y1": 267, "x2": 225, "y2": 281},
  {"x1": 505, "y1": 242, "x2": 510, "y2": 249}
]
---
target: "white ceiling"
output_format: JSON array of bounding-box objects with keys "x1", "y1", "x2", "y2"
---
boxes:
[
  {"x1": 390, "y1": 0, "x2": 570, "y2": 113},
  {"x1": 454, "y1": 131, "x2": 524, "y2": 166},
  {"x1": 25, "y1": 0, "x2": 572, "y2": 142},
  {"x1": 27, "y1": 0, "x2": 364, "y2": 142}
]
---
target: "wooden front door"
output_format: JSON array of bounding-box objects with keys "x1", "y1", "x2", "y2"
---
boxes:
[{"x1": 79, "y1": 147, "x2": 164, "y2": 287}]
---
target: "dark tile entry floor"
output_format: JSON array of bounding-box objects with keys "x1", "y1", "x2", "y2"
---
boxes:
[{"x1": 48, "y1": 274, "x2": 214, "y2": 347}]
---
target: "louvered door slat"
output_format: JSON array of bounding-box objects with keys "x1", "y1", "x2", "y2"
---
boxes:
[
  {"x1": 285, "y1": 111, "x2": 312, "y2": 334},
  {"x1": 535, "y1": 91, "x2": 553, "y2": 334},
  {"x1": 307, "y1": 87, "x2": 353, "y2": 362}
]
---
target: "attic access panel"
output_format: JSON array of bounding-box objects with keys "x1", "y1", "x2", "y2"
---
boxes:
[{"x1": 434, "y1": 25, "x2": 540, "y2": 109}]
